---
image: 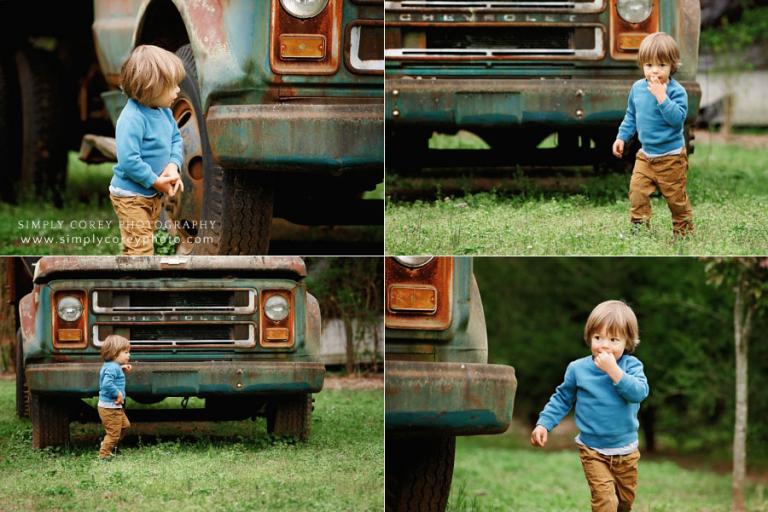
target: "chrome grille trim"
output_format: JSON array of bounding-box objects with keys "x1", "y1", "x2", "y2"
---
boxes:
[{"x1": 351, "y1": 25, "x2": 385, "y2": 72}]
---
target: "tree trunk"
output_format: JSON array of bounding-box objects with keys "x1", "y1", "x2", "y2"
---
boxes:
[
  {"x1": 640, "y1": 406, "x2": 657, "y2": 454},
  {"x1": 732, "y1": 278, "x2": 753, "y2": 512},
  {"x1": 343, "y1": 316, "x2": 355, "y2": 376},
  {"x1": 371, "y1": 324, "x2": 380, "y2": 373}
]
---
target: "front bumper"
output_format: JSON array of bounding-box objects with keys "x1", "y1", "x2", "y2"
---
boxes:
[
  {"x1": 386, "y1": 360, "x2": 516, "y2": 436},
  {"x1": 386, "y1": 77, "x2": 701, "y2": 128},
  {"x1": 25, "y1": 361, "x2": 325, "y2": 396},
  {"x1": 206, "y1": 103, "x2": 384, "y2": 171}
]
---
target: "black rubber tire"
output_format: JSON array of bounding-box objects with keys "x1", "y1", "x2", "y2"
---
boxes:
[
  {"x1": 174, "y1": 44, "x2": 273, "y2": 255},
  {"x1": 386, "y1": 436, "x2": 456, "y2": 512},
  {"x1": 15, "y1": 46, "x2": 66, "y2": 207},
  {"x1": 30, "y1": 392, "x2": 70, "y2": 449},
  {"x1": 15, "y1": 329, "x2": 29, "y2": 419},
  {"x1": 267, "y1": 394, "x2": 312, "y2": 441},
  {"x1": 0, "y1": 53, "x2": 21, "y2": 203}
]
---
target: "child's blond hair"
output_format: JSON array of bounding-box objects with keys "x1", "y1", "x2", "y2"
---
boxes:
[
  {"x1": 583, "y1": 300, "x2": 640, "y2": 353},
  {"x1": 101, "y1": 335, "x2": 131, "y2": 361},
  {"x1": 637, "y1": 32, "x2": 680, "y2": 74},
  {"x1": 120, "y1": 44, "x2": 185, "y2": 106}
]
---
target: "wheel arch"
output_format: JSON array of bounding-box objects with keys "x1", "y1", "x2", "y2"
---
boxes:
[{"x1": 134, "y1": 0, "x2": 190, "y2": 55}]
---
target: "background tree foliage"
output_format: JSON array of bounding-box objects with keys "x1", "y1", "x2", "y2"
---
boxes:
[
  {"x1": 474, "y1": 258, "x2": 768, "y2": 458},
  {"x1": 305, "y1": 257, "x2": 383, "y2": 374}
]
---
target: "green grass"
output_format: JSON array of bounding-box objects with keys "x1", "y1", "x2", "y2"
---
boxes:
[
  {"x1": 0, "y1": 380, "x2": 383, "y2": 511},
  {"x1": 0, "y1": 153, "x2": 384, "y2": 254},
  {"x1": 0, "y1": 153, "x2": 120, "y2": 254},
  {"x1": 447, "y1": 436, "x2": 768, "y2": 512},
  {"x1": 364, "y1": 182, "x2": 385, "y2": 200},
  {"x1": 386, "y1": 141, "x2": 768, "y2": 255}
]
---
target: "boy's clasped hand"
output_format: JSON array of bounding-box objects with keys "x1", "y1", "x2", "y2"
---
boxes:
[
  {"x1": 646, "y1": 75, "x2": 668, "y2": 104},
  {"x1": 153, "y1": 163, "x2": 185, "y2": 197}
]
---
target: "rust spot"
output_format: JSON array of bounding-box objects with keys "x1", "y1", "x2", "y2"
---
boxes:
[
  {"x1": 19, "y1": 291, "x2": 38, "y2": 344},
  {"x1": 187, "y1": 0, "x2": 226, "y2": 50}
]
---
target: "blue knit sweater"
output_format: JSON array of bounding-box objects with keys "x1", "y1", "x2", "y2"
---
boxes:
[
  {"x1": 111, "y1": 98, "x2": 183, "y2": 196},
  {"x1": 537, "y1": 354, "x2": 649, "y2": 449},
  {"x1": 617, "y1": 78, "x2": 688, "y2": 155},
  {"x1": 98, "y1": 361, "x2": 126, "y2": 407}
]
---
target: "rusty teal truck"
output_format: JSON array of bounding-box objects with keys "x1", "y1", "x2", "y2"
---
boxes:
[
  {"x1": 0, "y1": 2, "x2": 383, "y2": 253},
  {"x1": 385, "y1": 256, "x2": 517, "y2": 511},
  {"x1": 16, "y1": 256, "x2": 324, "y2": 448},
  {"x1": 385, "y1": 0, "x2": 701, "y2": 172}
]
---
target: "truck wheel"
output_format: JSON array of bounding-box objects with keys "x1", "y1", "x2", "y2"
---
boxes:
[
  {"x1": 171, "y1": 44, "x2": 273, "y2": 255},
  {"x1": 386, "y1": 436, "x2": 456, "y2": 512},
  {"x1": 15, "y1": 46, "x2": 66, "y2": 207},
  {"x1": 30, "y1": 392, "x2": 70, "y2": 448},
  {"x1": 267, "y1": 394, "x2": 312, "y2": 441},
  {"x1": 15, "y1": 329, "x2": 29, "y2": 419}
]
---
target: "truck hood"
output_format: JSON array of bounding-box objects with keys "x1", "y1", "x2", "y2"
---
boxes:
[{"x1": 33, "y1": 256, "x2": 306, "y2": 283}]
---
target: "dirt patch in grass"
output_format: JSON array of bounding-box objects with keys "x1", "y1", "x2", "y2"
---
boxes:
[
  {"x1": 324, "y1": 374, "x2": 383, "y2": 390},
  {"x1": 694, "y1": 128, "x2": 768, "y2": 149}
]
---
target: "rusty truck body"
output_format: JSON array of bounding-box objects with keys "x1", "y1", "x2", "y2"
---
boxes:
[
  {"x1": 385, "y1": 0, "x2": 701, "y2": 172},
  {"x1": 0, "y1": 1, "x2": 383, "y2": 253},
  {"x1": 385, "y1": 256, "x2": 517, "y2": 511},
  {"x1": 16, "y1": 256, "x2": 324, "y2": 448}
]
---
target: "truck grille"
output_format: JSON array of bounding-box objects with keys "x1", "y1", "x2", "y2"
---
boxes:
[
  {"x1": 90, "y1": 286, "x2": 260, "y2": 350},
  {"x1": 92, "y1": 289, "x2": 256, "y2": 314},
  {"x1": 385, "y1": 25, "x2": 603, "y2": 60}
]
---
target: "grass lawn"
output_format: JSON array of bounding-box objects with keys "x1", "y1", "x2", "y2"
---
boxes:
[
  {"x1": 385, "y1": 137, "x2": 768, "y2": 255},
  {"x1": 0, "y1": 153, "x2": 119, "y2": 255},
  {"x1": 0, "y1": 380, "x2": 383, "y2": 511},
  {"x1": 448, "y1": 435, "x2": 768, "y2": 512},
  {"x1": 0, "y1": 153, "x2": 385, "y2": 255}
]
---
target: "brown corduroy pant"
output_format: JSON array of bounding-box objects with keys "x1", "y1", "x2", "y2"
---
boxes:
[
  {"x1": 579, "y1": 445, "x2": 640, "y2": 512},
  {"x1": 98, "y1": 407, "x2": 130, "y2": 458},
  {"x1": 628, "y1": 150, "x2": 694, "y2": 237},
  {"x1": 110, "y1": 194, "x2": 162, "y2": 255}
]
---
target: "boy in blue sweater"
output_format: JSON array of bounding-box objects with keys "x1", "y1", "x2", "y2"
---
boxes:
[
  {"x1": 110, "y1": 44, "x2": 185, "y2": 255},
  {"x1": 612, "y1": 32, "x2": 693, "y2": 238},
  {"x1": 98, "y1": 335, "x2": 132, "y2": 460},
  {"x1": 531, "y1": 300, "x2": 649, "y2": 512}
]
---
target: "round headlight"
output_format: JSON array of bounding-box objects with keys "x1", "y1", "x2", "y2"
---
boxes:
[
  {"x1": 617, "y1": 0, "x2": 652, "y2": 24},
  {"x1": 393, "y1": 256, "x2": 434, "y2": 268},
  {"x1": 279, "y1": 0, "x2": 329, "y2": 19},
  {"x1": 57, "y1": 296, "x2": 83, "y2": 322},
  {"x1": 265, "y1": 295, "x2": 290, "y2": 322}
]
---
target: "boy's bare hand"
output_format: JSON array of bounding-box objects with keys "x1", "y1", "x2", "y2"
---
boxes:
[
  {"x1": 647, "y1": 76, "x2": 667, "y2": 103},
  {"x1": 115, "y1": 391, "x2": 123, "y2": 405},
  {"x1": 160, "y1": 163, "x2": 179, "y2": 178},
  {"x1": 530, "y1": 425, "x2": 548, "y2": 447},
  {"x1": 171, "y1": 177, "x2": 183, "y2": 196},
  {"x1": 594, "y1": 352, "x2": 624, "y2": 383},
  {"x1": 160, "y1": 163, "x2": 184, "y2": 195},
  {"x1": 121, "y1": 364, "x2": 132, "y2": 373},
  {"x1": 152, "y1": 175, "x2": 177, "y2": 196},
  {"x1": 612, "y1": 139, "x2": 625, "y2": 158}
]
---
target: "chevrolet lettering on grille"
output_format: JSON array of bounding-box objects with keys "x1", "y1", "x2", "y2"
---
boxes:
[
  {"x1": 110, "y1": 315, "x2": 242, "y2": 322},
  {"x1": 395, "y1": 13, "x2": 578, "y2": 22}
]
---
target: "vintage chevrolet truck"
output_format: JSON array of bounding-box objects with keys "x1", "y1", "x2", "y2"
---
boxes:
[
  {"x1": 385, "y1": 256, "x2": 517, "y2": 511},
  {"x1": 385, "y1": 0, "x2": 701, "y2": 172},
  {"x1": 0, "y1": 1, "x2": 383, "y2": 253},
  {"x1": 16, "y1": 256, "x2": 325, "y2": 448}
]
